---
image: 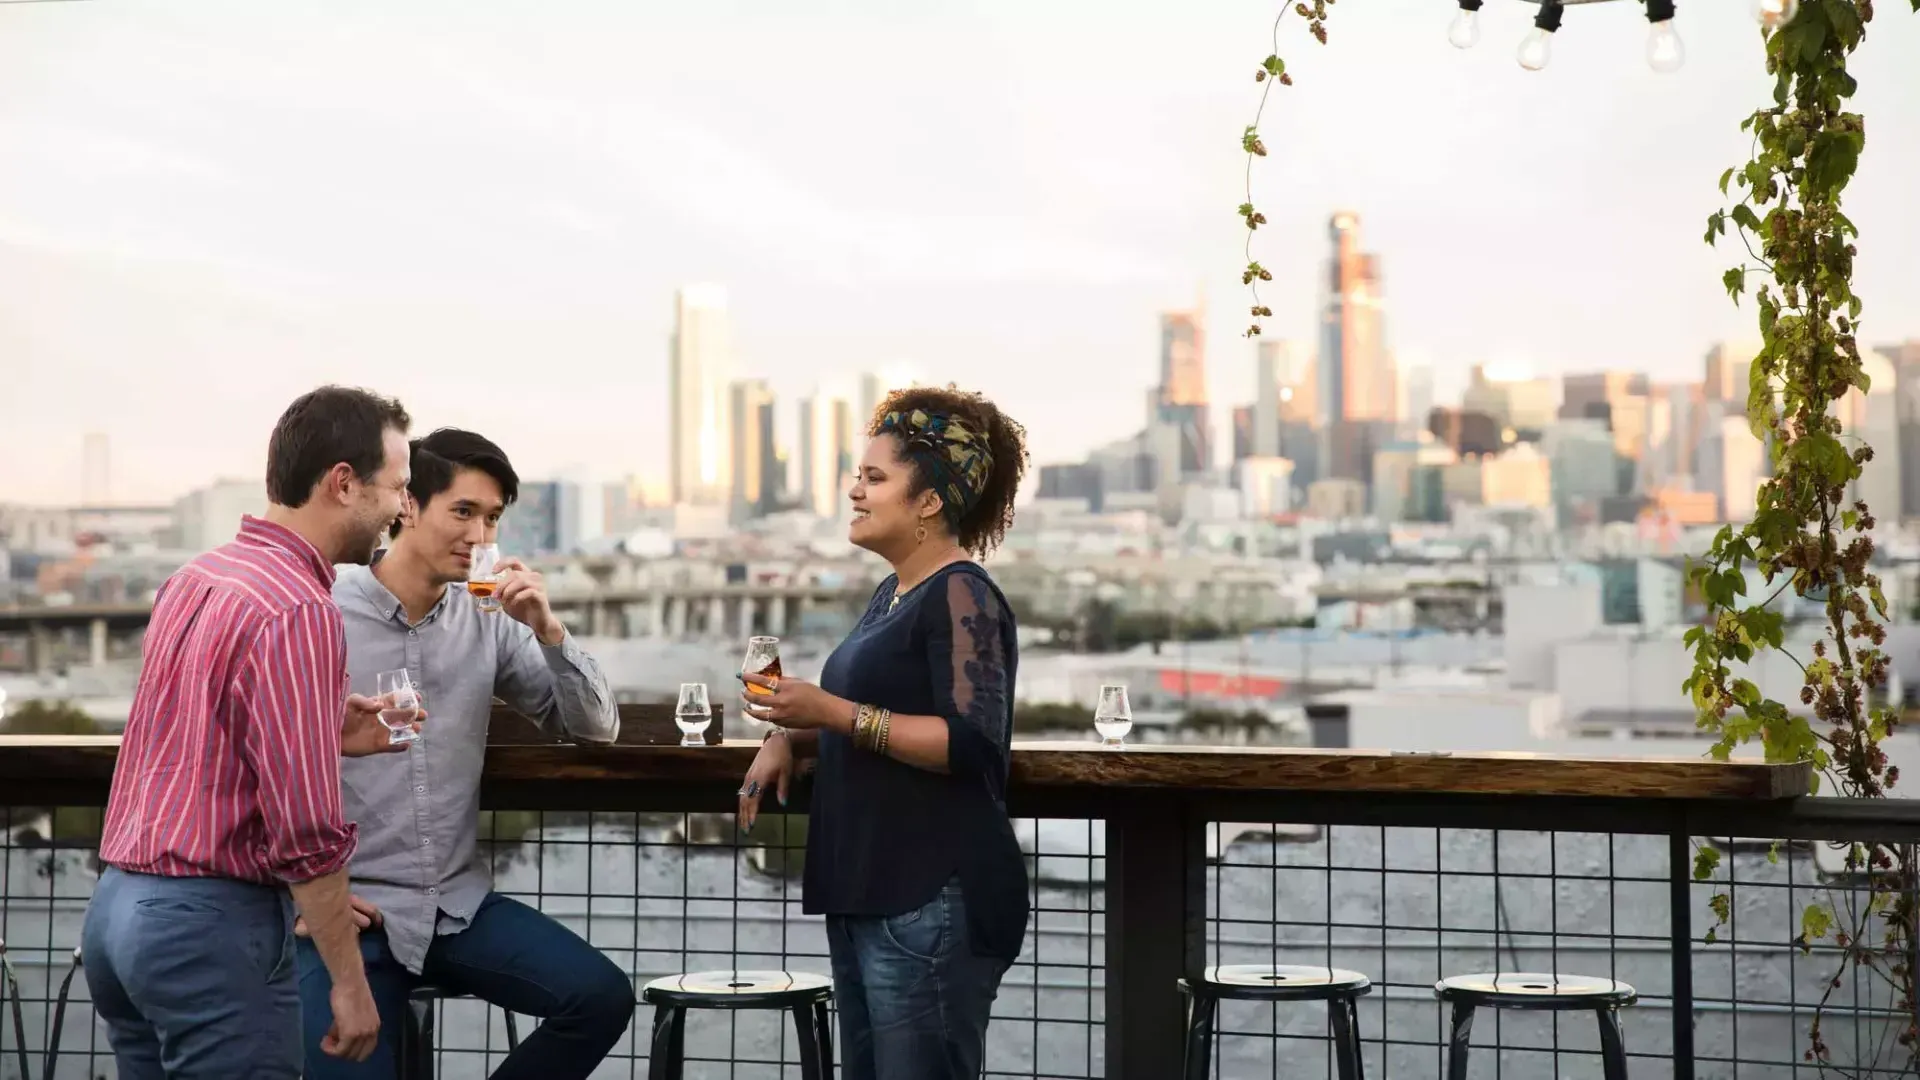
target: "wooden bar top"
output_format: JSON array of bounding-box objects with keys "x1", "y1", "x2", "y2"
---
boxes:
[{"x1": 0, "y1": 733, "x2": 1810, "y2": 801}]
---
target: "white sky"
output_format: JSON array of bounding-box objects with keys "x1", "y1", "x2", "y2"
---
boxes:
[{"x1": 1, "y1": 0, "x2": 1916, "y2": 504}]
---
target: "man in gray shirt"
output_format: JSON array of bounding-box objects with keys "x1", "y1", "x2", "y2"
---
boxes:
[{"x1": 294, "y1": 428, "x2": 635, "y2": 1080}]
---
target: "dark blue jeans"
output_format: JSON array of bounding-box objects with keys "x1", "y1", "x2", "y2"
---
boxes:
[
  {"x1": 81, "y1": 865, "x2": 303, "y2": 1079},
  {"x1": 826, "y1": 880, "x2": 1012, "y2": 1080},
  {"x1": 295, "y1": 892, "x2": 635, "y2": 1080}
]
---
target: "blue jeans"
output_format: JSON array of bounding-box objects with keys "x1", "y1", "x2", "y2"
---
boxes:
[
  {"x1": 295, "y1": 892, "x2": 635, "y2": 1080},
  {"x1": 81, "y1": 865, "x2": 302, "y2": 1079},
  {"x1": 826, "y1": 880, "x2": 1011, "y2": 1080}
]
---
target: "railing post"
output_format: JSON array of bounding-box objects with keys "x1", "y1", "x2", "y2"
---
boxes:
[
  {"x1": 1668, "y1": 826, "x2": 1696, "y2": 1080},
  {"x1": 1106, "y1": 796, "x2": 1205, "y2": 1079}
]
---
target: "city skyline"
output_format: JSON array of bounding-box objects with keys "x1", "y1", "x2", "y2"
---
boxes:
[{"x1": 2, "y1": 2, "x2": 1918, "y2": 504}]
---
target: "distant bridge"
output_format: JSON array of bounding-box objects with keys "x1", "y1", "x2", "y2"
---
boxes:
[{"x1": 0, "y1": 585, "x2": 876, "y2": 672}]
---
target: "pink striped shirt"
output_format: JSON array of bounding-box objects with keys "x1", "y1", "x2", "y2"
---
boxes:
[{"x1": 100, "y1": 515, "x2": 358, "y2": 885}]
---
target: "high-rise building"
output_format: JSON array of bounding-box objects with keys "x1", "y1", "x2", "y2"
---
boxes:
[
  {"x1": 1841, "y1": 350, "x2": 1900, "y2": 531},
  {"x1": 1400, "y1": 363, "x2": 1434, "y2": 441},
  {"x1": 81, "y1": 433, "x2": 109, "y2": 507},
  {"x1": 1561, "y1": 372, "x2": 1653, "y2": 468},
  {"x1": 1703, "y1": 341, "x2": 1760, "y2": 406},
  {"x1": 1154, "y1": 308, "x2": 1211, "y2": 476},
  {"x1": 1252, "y1": 339, "x2": 1309, "y2": 459},
  {"x1": 798, "y1": 392, "x2": 847, "y2": 519},
  {"x1": 729, "y1": 379, "x2": 777, "y2": 523},
  {"x1": 669, "y1": 285, "x2": 732, "y2": 505},
  {"x1": 1876, "y1": 339, "x2": 1920, "y2": 520},
  {"x1": 497, "y1": 481, "x2": 582, "y2": 556},
  {"x1": 1316, "y1": 212, "x2": 1394, "y2": 482}
]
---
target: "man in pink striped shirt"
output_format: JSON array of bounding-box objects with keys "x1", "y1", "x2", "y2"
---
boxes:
[{"x1": 82, "y1": 386, "x2": 417, "y2": 1080}]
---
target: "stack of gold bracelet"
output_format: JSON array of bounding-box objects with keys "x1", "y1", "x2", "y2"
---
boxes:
[{"x1": 852, "y1": 703, "x2": 893, "y2": 756}]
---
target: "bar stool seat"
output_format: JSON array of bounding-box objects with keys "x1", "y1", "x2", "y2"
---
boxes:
[
  {"x1": 399, "y1": 983, "x2": 521, "y2": 1080},
  {"x1": 1178, "y1": 965, "x2": 1372, "y2": 1080},
  {"x1": 1434, "y1": 972, "x2": 1636, "y2": 1080},
  {"x1": 641, "y1": 970, "x2": 833, "y2": 1080}
]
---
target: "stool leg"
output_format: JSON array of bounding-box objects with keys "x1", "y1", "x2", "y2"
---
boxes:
[
  {"x1": 1595, "y1": 1006, "x2": 1629, "y2": 1080},
  {"x1": 792, "y1": 1002, "x2": 827, "y2": 1080},
  {"x1": 1328, "y1": 994, "x2": 1366, "y2": 1080},
  {"x1": 1181, "y1": 991, "x2": 1217, "y2": 1080},
  {"x1": 647, "y1": 1005, "x2": 685, "y2": 1080},
  {"x1": 399, "y1": 996, "x2": 435, "y2": 1080},
  {"x1": 1445, "y1": 1001, "x2": 1475, "y2": 1080},
  {"x1": 504, "y1": 1009, "x2": 520, "y2": 1051},
  {"x1": 814, "y1": 1000, "x2": 835, "y2": 1075}
]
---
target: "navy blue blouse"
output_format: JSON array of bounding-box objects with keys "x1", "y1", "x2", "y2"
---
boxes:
[{"x1": 804, "y1": 561, "x2": 1030, "y2": 961}]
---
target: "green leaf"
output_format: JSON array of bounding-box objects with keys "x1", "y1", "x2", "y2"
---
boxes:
[
  {"x1": 1800, "y1": 904, "x2": 1833, "y2": 950},
  {"x1": 1848, "y1": 295, "x2": 1863, "y2": 321},
  {"x1": 1807, "y1": 129, "x2": 1863, "y2": 199},
  {"x1": 1767, "y1": 841, "x2": 1780, "y2": 866},
  {"x1": 1731, "y1": 204, "x2": 1763, "y2": 233},
  {"x1": 1693, "y1": 845, "x2": 1722, "y2": 881},
  {"x1": 1263, "y1": 55, "x2": 1286, "y2": 76},
  {"x1": 1704, "y1": 211, "x2": 1726, "y2": 246},
  {"x1": 1723, "y1": 268, "x2": 1746, "y2": 303},
  {"x1": 1718, "y1": 167, "x2": 1735, "y2": 195}
]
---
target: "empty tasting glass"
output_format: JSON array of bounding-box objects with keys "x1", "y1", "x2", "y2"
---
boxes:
[
  {"x1": 466, "y1": 543, "x2": 503, "y2": 613},
  {"x1": 739, "y1": 636, "x2": 781, "y2": 729},
  {"x1": 375, "y1": 668, "x2": 422, "y2": 745},
  {"x1": 1094, "y1": 684, "x2": 1133, "y2": 749},
  {"x1": 675, "y1": 683, "x2": 712, "y2": 747}
]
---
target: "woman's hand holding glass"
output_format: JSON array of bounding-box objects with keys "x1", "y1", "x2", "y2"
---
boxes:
[{"x1": 737, "y1": 672, "x2": 849, "y2": 734}]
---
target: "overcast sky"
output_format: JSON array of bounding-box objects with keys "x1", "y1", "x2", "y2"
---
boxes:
[{"x1": 1, "y1": 0, "x2": 1916, "y2": 505}]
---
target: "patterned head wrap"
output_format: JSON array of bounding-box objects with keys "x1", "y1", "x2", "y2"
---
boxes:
[{"x1": 875, "y1": 408, "x2": 994, "y2": 531}]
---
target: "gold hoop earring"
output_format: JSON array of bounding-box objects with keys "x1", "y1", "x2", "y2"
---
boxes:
[{"x1": 915, "y1": 524, "x2": 928, "y2": 544}]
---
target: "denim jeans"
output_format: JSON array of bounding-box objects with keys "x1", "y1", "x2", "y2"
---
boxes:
[
  {"x1": 81, "y1": 866, "x2": 303, "y2": 1079},
  {"x1": 826, "y1": 880, "x2": 1012, "y2": 1080},
  {"x1": 295, "y1": 891, "x2": 635, "y2": 1080}
]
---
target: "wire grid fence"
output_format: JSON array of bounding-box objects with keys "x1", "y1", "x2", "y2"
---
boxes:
[
  {"x1": 0, "y1": 807, "x2": 1108, "y2": 1080},
  {"x1": 3, "y1": 807, "x2": 1915, "y2": 1079},
  {"x1": 1201, "y1": 822, "x2": 1919, "y2": 1080}
]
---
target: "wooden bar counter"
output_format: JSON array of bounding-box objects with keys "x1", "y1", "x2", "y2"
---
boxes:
[{"x1": 0, "y1": 705, "x2": 1828, "y2": 1080}]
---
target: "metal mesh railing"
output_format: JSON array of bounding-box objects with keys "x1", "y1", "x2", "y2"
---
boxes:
[{"x1": 3, "y1": 805, "x2": 1915, "y2": 1078}]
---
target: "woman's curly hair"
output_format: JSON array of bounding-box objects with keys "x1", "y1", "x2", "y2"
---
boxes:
[{"x1": 867, "y1": 384, "x2": 1028, "y2": 558}]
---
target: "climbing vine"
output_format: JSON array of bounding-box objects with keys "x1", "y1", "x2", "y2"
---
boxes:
[
  {"x1": 1240, "y1": 0, "x2": 1333, "y2": 339},
  {"x1": 1235, "y1": 0, "x2": 1916, "y2": 1068},
  {"x1": 1684, "y1": 0, "x2": 1915, "y2": 1068}
]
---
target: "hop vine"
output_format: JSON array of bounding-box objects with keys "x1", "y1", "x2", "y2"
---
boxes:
[
  {"x1": 1239, "y1": 0, "x2": 1333, "y2": 339},
  {"x1": 1685, "y1": 0, "x2": 1916, "y2": 1068}
]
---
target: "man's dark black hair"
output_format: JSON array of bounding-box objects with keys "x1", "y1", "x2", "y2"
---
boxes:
[
  {"x1": 266, "y1": 386, "x2": 412, "y2": 508},
  {"x1": 390, "y1": 428, "x2": 520, "y2": 538}
]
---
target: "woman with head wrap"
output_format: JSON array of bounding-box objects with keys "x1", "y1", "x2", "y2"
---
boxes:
[{"x1": 734, "y1": 384, "x2": 1031, "y2": 1079}]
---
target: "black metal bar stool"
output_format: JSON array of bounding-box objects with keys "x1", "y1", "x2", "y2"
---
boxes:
[
  {"x1": 1434, "y1": 972, "x2": 1637, "y2": 1080},
  {"x1": 399, "y1": 984, "x2": 521, "y2": 1080},
  {"x1": 641, "y1": 969, "x2": 833, "y2": 1080},
  {"x1": 1178, "y1": 964, "x2": 1372, "y2": 1080}
]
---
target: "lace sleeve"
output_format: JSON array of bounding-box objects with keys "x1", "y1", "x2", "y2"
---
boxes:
[{"x1": 924, "y1": 569, "x2": 1014, "y2": 785}]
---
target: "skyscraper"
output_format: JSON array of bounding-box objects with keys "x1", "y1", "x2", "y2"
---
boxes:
[
  {"x1": 798, "y1": 391, "x2": 847, "y2": 519},
  {"x1": 729, "y1": 379, "x2": 777, "y2": 523},
  {"x1": 669, "y1": 285, "x2": 732, "y2": 505},
  {"x1": 1154, "y1": 308, "x2": 1211, "y2": 476},
  {"x1": 1316, "y1": 212, "x2": 1394, "y2": 481}
]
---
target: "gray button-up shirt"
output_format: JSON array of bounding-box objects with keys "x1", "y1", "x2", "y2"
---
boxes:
[{"x1": 332, "y1": 563, "x2": 619, "y2": 973}]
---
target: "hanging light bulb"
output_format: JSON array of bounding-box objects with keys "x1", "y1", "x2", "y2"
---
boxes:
[
  {"x1": 1753, "y1": 0, "x2": 1800, "y2": 29},
  {"x1": 1645, "y1": 0, "x2": 1683, "y2": 73},
  {"x1": 1646, "y1": 21, "x2": 1684, "y2": 71},
  {"x1": 1517, "y1": 2, "x2": 1563, "y2": 72},
  {"x1": 1449, "y1": 0, "x2": 1484, "y2": 49}
]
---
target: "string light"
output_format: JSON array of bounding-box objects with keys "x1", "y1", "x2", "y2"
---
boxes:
[
  {"x1": 1518, "y1": 2, "x2": 1563, "y2": 72},
  {"x1": 1646, "y1": 0, "x2": 1684, "y2": 73},
  {"x1": 1450, "y1": 0, "x2": 1485, "y2": 49},
  {"x1": 1753, "y1": 0, "x2": 1799, "y2": 28},
  {"x1": 1445, "y1": 1, "x2": 1685, "y2": 74}
]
